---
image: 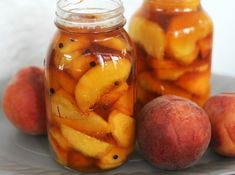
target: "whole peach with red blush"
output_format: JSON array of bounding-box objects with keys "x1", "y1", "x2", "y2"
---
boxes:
[
  {"x1": 3, "y1": 66, "x2": 47, "y2": 135},
  {"x1": 138, "y1": 95, "x2": 211, "y2": 170}
]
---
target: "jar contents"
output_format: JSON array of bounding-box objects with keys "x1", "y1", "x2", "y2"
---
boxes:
[
  {"x1": 129, "y1": 2, "x2": 213, "y2": 110},
  {"x1": 45, "y1": 28, "x2": 135, "y2": 172}
]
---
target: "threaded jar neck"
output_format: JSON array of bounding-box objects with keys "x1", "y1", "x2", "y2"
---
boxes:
[{"x1": 55, "y1": 0, "x2": 126, "y2": 33}]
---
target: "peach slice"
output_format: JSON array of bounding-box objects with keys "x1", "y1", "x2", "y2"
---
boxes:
[
  {"x1": 95, "y1": 37, "x2": 128, "y2": 51},
  {"x1": 154, "y1": 68, "x2": 186, "y2": 81},
  {"x1": 61, "y1": 125, "x2": 112, "y2": 158},
  {"x1": 68, "y1": 150, "x2": 93, "y2": 170},
  {"x1": 49, "y1": 68, "x2": 61, "y2": 91},
  {"x1": 48, "y1": 132, "x2": 68, "y2": 165},
  {"x1": 51, "y1": 90, "x2": 110, "y2": 133},
  {"x1": 137, "y1": 86, "x2": 156, "y2": 104},
  {"x1": 99, "y1": 82, "x2": 129, "y2": 106},
  {"x1": 49, "y1": 127, "x2": 69, "y2": 150},
  {"x1": 51, "y1": 89, "x2": 81, "y2": 119},
  {"x1": 54, "y1": 51, "x2": 81, "y2": 70},
  {"x1": 112, "y1": 86, "x2": 134, "y2": 116},
  {"x1": 59, "y1": 36, "x2": 90, "y2": 54},
  {"x1": 150, "y1": 58, "x2": 209, "y2": 81},
  {"x1": 97, "y1": 146, "x2": 132, "y2": 169},
  {"x1": 129, "y1": 16, "x2": 166, "y2": 59},
  {"x1": 192, "y1": 91, "x2": 210, "y2": 106},
  {"x1": 67, "y1": 55, "x2": 97, "y2": 80},
  {"x1": 138, "y1": 72, "x2": 192, "y2": 99},
  {"x1": 198, "y1": 35, "x2": 213, "y2": 59},
  {"x1": 75, "y1": 59, "x2": 131, "y2": 112},
  {"x1": 176, "y1": 70, "x2": 211, "y2": 96},
  {"x1": 58, "y1": 72, "x2": 76, "y2": 95},
  {"x1": 108, "y1": 110, "x2": 135, "y2": 147},
  {"x1": 167, "y1": 11, "x2": 213, "y2": 65}
]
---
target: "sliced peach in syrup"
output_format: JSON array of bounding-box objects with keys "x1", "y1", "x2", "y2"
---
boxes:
[
  {"x1": 54, "y1": 51, "x2": 81, "y2": 70},
  {"x1": 75, "y1": 59, "x2": 131, "y2": 112},
  {"x1": 137, "y1": 86, "x2": 156, "y2": 104},
  {"x1": 59, "y1": 36, "x2": 90, "y2": 54},
  {"x1": 58, "y1": 72, "x2": 76, "y2": 95},
  {"x1": 138, "y1": 72, "x2": 192, "y2": 99},
  {"x1": 49, "y1": 127, "x2": 69, "y2": 150},
  {"x1": 49, "y1": 68, "x2": 60, "y2": 91},
  {"x1": 67, "y1": 55, "x2": 97, "y2": 80},
  {"x1": 68, "y1": 150, "x2": 94, "y2": 170},
  {"x1": 61, "y1": 125, "x2": 112, "y2": 158},
  {"x1": 97, "y1": 146, "x2": 133, "y2": 170},
  {"x1": 51, "y1": 89, "x2": 110, "y2": 133},
  {"x1": 112, "y1": 86, "x2": 134, "y2": 116},
  {"x1": 95, "y1": 37, "x2": 129, "y2": 51},
  {"x1": 198, "y1": 35, "x2": 213, "y2": 59},
  {"x1": 48, "y1": 131, "x2": 68, "y2": 165},
  {"x1": 129, "y1": 16, "x2": 166, "y2": 59},
  {"x1": 192, "y1": 90, "x2": 210, "y2": 106},
  {"x1": 51, "y1": 89, "x2": 81, "y2": 119},
  {"x1": 149, "y1": 58, "x2": 209, "y2": 81},
  {"x1": 99, "y1": 82, "x2": 129, "y2": 106},
  {"x1": 108, "y1": 110, "x2": 135, "y2": 148},
  {"x1": 166, "y1": 11, "x2": 213, "y2": 65},
  {"x1": 176, "y1": 70, "x2": 211, "y2": 96}
]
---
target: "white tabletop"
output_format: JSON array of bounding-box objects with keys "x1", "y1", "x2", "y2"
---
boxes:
[{"x1": 0, "y1": 0, "x2": 234, "y2": 79}]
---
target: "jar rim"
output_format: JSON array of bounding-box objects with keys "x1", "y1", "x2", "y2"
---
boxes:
[{"x1": 55, "y1": 0, "x2": 125, "y2": 32}]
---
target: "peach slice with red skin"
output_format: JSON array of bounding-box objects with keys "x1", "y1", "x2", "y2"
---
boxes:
[
  {"x1": 108, "y1": 110, "x2": 135, "y2": 148},
  {"x1": 138, "y1": 72, "x2": 192, "y2": 99},
  {"x1": 75, "y1": 59, "x2": 131, "y2": 112},
  {"x1": 61, "y1": 125, "x2": 113, "y2": 158},
  {"x1": 112, "y1": 86, "x2": 134, "y2": 116},
  {"x1": 129, "y1": 16, "x2": 166, "y2": 59},
  {"x1": 51, "y1": 89, "x2": 110, "y2": 133},
  {"x1": 99, "y1": 82, "x2": 129, "y2": 106},
  {"x1": 167, "y1": 11, "x2": 213, "y2": 65}
]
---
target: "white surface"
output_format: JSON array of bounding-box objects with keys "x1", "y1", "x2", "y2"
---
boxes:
[{"x1": 0, "y1": 0, "x2": 235, "y2": 79}]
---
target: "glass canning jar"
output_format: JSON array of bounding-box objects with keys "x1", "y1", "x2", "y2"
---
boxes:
[
  {"x1": 129, "y1": 0, "x2": 213, "y2": 111},
  {"x1": 44, "y1": 0, "x2": 136, "y2": 172}
]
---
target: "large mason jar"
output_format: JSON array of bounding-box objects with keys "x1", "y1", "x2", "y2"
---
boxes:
[
  {"x1": 44, "y1": 0, "x2": 136, "y2": 172},
  {"x1": 129, "y1": 0, "x2": 213, "y2": 111}
]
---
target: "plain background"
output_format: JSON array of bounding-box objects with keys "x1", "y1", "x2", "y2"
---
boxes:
[{"x1": 0, "y1": 0, "x2": 234, "y2": 79}]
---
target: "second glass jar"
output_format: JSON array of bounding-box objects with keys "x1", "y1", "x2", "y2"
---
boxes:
[
  {"x1": 45, "y1": 0, "x2": 136, "y2": 172},
  {"x1": 129, "y1": 0, "x2": 213, "y2": 111}
]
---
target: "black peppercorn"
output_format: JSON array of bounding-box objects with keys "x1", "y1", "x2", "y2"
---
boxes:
[
  {"x1": 58, "y1": 43, "x2": 64, "y2": 49},
  {"x1": 83, "y1": 49, "x2": 91, "y2": 55},
  {"x1": 49, "y1": 88, "x2": 55, "y2": 95},
  {"x1": 114, "y1": 81, "x2": 120, "y2": 86},
  {"x1": 113, "y1": 155, "x2": 118, "y2": 160},
  {"x1": 90, "y1": 61, "x2": 96, "y2": 67}
]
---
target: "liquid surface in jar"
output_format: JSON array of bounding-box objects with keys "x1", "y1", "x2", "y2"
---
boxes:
[
  {"x1": 129, "y1": 4, "x2": 213, "y2": 111},
  {"x1": 45, "y1": 27, "x2": 136, "y2": 172}
]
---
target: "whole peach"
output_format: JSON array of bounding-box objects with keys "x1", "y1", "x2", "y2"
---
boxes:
[
  {"x1": 204, "y1": 93, "x2": 235, "y2": 157},
  {"x1": 3, "y1": 66, "x2": 47, "y2": 135},
  {"x1": 138, "y1": 95, "x2": 211, "y2": 170}
]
